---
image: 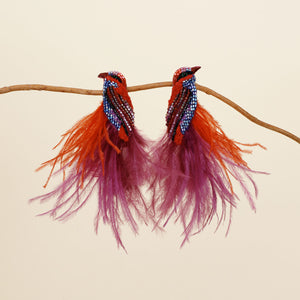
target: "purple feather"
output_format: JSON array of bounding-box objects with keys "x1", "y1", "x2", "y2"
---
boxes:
[
  {"x1": 150, "y1": 127, "x2": 265, "y2": 246},
  {"x1": 30, "y1": 125, "x2": 150, "y2": 250}
]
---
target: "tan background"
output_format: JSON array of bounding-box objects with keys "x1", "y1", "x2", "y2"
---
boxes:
[{"x1": 1, "y1": 0, "x2": 299, "y2": 299}]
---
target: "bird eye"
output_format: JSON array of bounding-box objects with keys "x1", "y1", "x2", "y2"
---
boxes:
[
  {"x1": 177, "y1": 70, "x2": 193, "y2": 81},
  {"x1": 110, "y1": 74, "x2": 122, "y2": 83}
]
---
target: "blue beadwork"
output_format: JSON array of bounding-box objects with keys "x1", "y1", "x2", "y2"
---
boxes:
[
  {"x1": 180, "y1": 76, "x2": 197, "y2": 134},
  {"x1": 103, "y1": 71, "x2": 134, "y2": 135},
  {"x1": 166, "y1": 67, "x2": 198, "y2": 140}
]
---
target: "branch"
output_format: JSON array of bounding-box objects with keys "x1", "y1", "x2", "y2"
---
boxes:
[
  {"x1": 0, "y1": 82, "x2": 299, "y2": 144},
  {"x1": 194, "y1": 84, "x2": 300, "y2": 144}
]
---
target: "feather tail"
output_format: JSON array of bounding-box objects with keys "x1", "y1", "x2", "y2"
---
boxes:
[
  {"x1": 31, "y1": 104, "x2": 149, "y2": 250},
  {"x1": 151, "y1": 104, "x2": 266, "y2": 246}
]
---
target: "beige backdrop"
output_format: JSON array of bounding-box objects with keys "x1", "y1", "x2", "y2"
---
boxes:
[{"x1": 1, "y1": 0, "x2": 299, "y2": 299}]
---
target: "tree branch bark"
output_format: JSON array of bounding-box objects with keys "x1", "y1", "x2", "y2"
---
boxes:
[{"x1": 0, "y1": 82, "x2": 299, "y2": 144}]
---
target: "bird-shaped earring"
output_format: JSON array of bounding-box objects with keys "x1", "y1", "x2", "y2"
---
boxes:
[
  {"x1": 31, "y1": 71, "x2": 150, "y2": 250},
  {"x1": 150, "y1": 66, "x2": 265, "y2": 246}
]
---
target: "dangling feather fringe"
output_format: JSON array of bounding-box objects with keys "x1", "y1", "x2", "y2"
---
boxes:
[
  {"x1": 30, "y1": 104, "x2": 150, "y2": 250},
  {"x1": 150, "y1": 104, "x2": 266, "y2": 246}
]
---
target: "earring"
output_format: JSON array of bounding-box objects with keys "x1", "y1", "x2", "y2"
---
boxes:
[
  {"x1": 150, "y1": 66, "x2": 265, "y2": 246},
  {"x1": 31, "y1": 71, "x2": 150, "y2": 250}
]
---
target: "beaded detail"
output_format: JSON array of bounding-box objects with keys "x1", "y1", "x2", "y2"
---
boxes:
[
  {"x1": 166, "y1": 67, "x2": 198, "y2": 141},
  {"x1": 103, "y1": 71, "x2": 134, "y2": 136}
]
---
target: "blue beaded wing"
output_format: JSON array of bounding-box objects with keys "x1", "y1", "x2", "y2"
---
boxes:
[
  {"x1": 166, "y1": 76, "x2": 198, "y2": 140},
  {"x1": 103, "y1": 79, "x2": 134, "y2": 136}
]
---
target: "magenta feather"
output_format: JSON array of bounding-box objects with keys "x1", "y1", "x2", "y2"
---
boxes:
[
  {"x1": 150, "y1": 127, "x2": 265, "y2": 246},
  {"x1": 31, "y1": 125, "x2": 150, "y2": 250}
]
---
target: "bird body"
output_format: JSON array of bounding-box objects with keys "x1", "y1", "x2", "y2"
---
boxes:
[
  {"x1": 166, "y1": 67, "x2": 199, "y2": 144},
  {"x1": 150, "y1": 66, "x2": 264, "y2": 246},
  {"x1": 102, "y1": 72, "x2": 134, "y2": 141},
  {"x1": 31, "y1": 71, "x2": 150, "y2": 250}
]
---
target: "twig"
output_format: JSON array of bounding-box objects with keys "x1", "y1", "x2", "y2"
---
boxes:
[
  {"x1": 194, "y1": 84, "x2": 300, "y2": 144},
  {"x1": 0, "y1": 84, "x2": 102, "y2": 96},
  {"x1": 0, "y1": 82, "x2": 299, "y2": 144}
]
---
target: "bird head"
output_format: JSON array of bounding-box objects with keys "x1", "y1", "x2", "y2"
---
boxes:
[
  {"x1": 98, "y1": 71, "x2": 127, "y2": 88},
  {"x1": 172, "y1": 66, "x2": 201, "y2": 85}
]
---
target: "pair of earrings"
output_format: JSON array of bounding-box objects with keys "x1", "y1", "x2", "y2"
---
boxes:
[{"x1": 31, "y1": 66, "x2": 263, "y2": 249}]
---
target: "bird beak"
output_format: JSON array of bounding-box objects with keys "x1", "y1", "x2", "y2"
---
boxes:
[
  {"x1": 98, "y1": 72, "x2": 108, "y2": 79},
  {"x1": 191, "y1": 66, "x2": 201, "y2": 74}
]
